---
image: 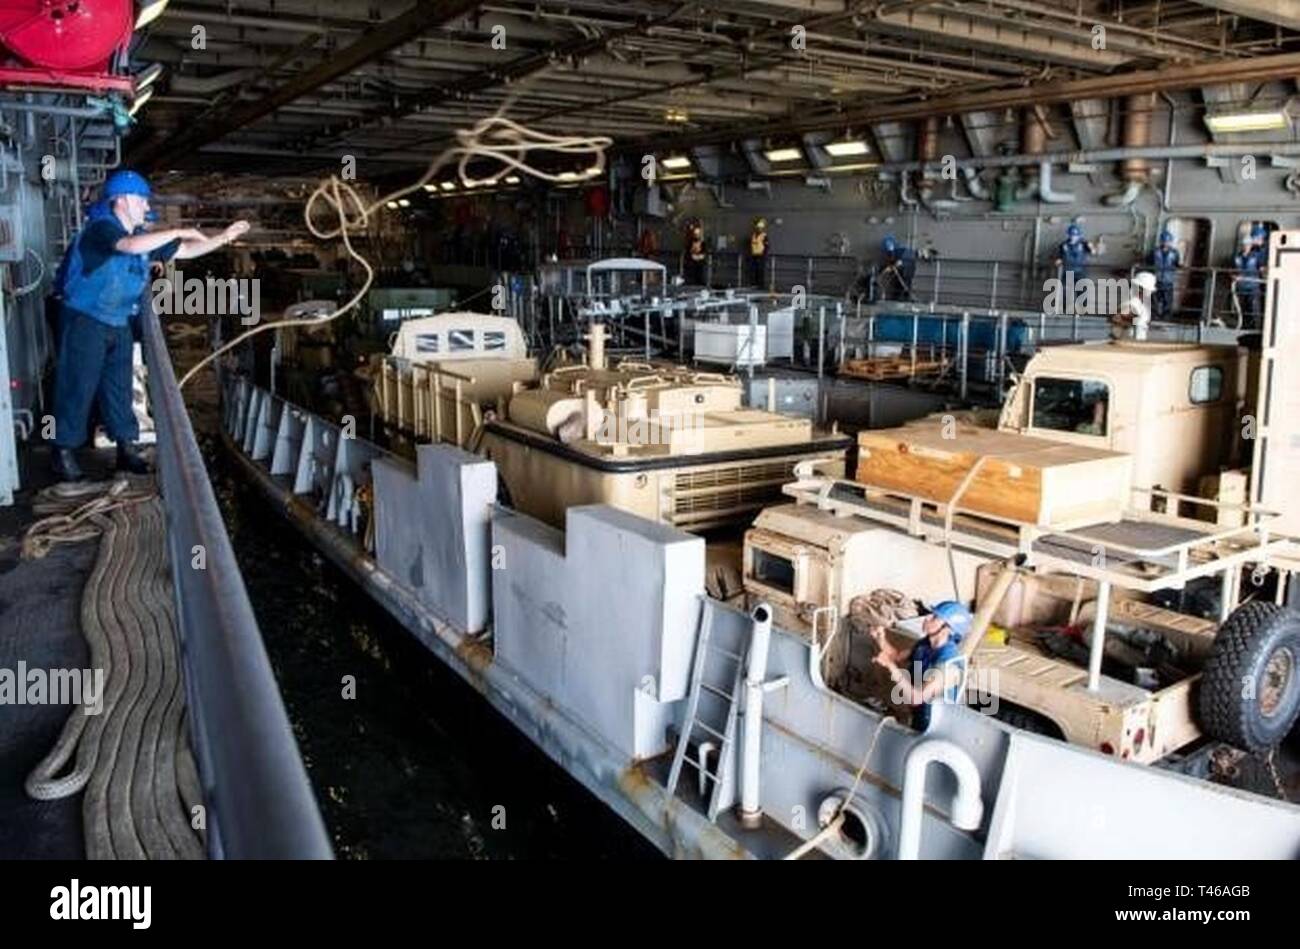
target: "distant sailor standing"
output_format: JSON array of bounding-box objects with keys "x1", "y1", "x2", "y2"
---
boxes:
[{"x1": 51, "y1": 169, "x2": 250, "y2": 482}]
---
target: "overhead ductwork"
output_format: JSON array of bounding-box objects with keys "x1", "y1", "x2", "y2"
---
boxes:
[
  {"x1": 914, "y1": 116, "x2": 959, "y2": 214},
  {"x1": 1105, "y1": 93, "x2": 1155, "y2": 205}
]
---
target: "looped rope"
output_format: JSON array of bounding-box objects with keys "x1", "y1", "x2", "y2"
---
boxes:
[
  {"x1": 22, "y1": 479, "x2": 156, "y2": 560},
  {"x1": 177, "y1": 115, "x2": 611, "y2": 390}
]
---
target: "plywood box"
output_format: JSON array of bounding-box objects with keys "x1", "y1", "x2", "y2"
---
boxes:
[{"x1": 855, "y1": 423, "x2": 1133, "y2": 529}]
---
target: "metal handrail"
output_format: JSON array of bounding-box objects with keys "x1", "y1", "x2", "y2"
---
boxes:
[{"x1": 142, "y1": 306, "x2": 332, "y2": 859}]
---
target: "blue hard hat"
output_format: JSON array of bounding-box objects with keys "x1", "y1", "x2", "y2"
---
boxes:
[
  {"x1": 930, "y1": 601, "x2": 974, "y2": 641},
  {"x1": 1066, "y1": 223, "x2": 1082, "y2": 240},
  {"x1": 103, "y1": 169, "x2": 152, "y2": 200},
  {"x1": 1159, "y1": 229, "x2": 1174, "y2": 244},
  {"x1": 882, "y1": 235, "x2": 897, "y2": 252}
]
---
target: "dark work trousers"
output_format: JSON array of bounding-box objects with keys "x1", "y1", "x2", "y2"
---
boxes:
[
  {"x1": 1153, "y1": 284, "x2": 1173, "y2": 321},
  {"x1": 54, "y1": 309, "x2": 138, "y2": 448},
  {"x1": 749, "y1": 255, "x2": 767, "y2": 289}
]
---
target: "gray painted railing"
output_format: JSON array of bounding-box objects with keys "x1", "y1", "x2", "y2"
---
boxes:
[{"x1": 142, "y1": 306, "x2": 332, "y2": 859}]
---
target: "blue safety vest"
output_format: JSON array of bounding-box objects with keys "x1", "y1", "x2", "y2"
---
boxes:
[
  {"x1": 60, "y1": 217, "x2": 151, "y2": 328},
  {"x1": 1151, "y1": 246, "x2": 1180, "y2": 286},
  {"x1": 908, "y1": 637, "x2": 965, "y2": 731},
  {"x1": 1058, "y1": 239, "x2": 1090, "y2": 271},
  {"x1": 1235, "y1": 246, "x2": 1265, "y2": 288}
]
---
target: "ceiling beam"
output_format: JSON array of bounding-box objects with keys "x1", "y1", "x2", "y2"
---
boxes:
[
  {"x1": 292, "y1": 4, "x2": 692, "y2": 152},
  {"x1": 132, "y1": 0, "x2": 483, "y2": 169},
  {"x1": 1192, "y1": 0, "x2": 1300, "y2": 31}
]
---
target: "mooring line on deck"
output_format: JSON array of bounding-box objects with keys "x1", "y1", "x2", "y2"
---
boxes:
[{"x1": 23, "y1": 484, "x2": 205, "y2": 859}]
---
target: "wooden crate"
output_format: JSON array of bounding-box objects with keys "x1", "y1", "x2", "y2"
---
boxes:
[
  {"x1": 840, "y1": 355, "x2": 948, "y2": 381},
  {"x1": 855, "y1": 423, "x2": 1133, "y2": 529}
]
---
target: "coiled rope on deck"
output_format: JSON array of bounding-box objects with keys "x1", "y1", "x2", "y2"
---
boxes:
[
  {"x1": 23, "y1": 485, "x2": 205, "y2": 859},
  {"x1": 176, "y1": 114, "x2": 612, "y2": 390}
]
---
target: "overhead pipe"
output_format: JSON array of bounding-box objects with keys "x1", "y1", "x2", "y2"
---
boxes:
[
  {"x1": 1105, "y1": 93, "x2": 1154, "y2": 206},
  {"x1": 738, "y1": 603, "x2": 777, "y2": 830},
  {"x1": 1015, "y1": 108, "x2": 1046, "y2": 200},
  {"x1": 1037, "y1": 160, "x2": 1075, "y2": 203},
  {"x1": 869, "y1": 140, "x2": 1300, "y2": 175},
  {"x1": 915, "y1": 116, "x2": 960, "y2": 214},
  {"x1": 960, "y1": 165, "x2": 990, "y2": 199}
]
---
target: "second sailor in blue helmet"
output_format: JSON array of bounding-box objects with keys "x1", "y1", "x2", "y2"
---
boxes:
[
  {"x1": 1149, "y1": 229, "x2": 1181, "y2": 321},
  {"x1": 1233, "y1": 224, "x2": 1269, "y2": 328},
  {"x1": 870, "y1": 600, "x2": 972, "y2": 731},
  {"x1": 877, "y1": 233, "x2": 915, "y2": 302},
  {"x1": 51, "y1": 168, "x2": 251, "y2": 482}
]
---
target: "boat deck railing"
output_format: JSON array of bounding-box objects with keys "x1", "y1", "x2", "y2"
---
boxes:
[{"x1": 143, "y1": 307, "x2": 332, "y2": 859}]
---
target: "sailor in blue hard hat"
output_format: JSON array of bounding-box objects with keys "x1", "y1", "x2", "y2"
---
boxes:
[
  {"x1": 1053, "y1": 222, "x2": 1097, "y2": 295},
  {"x1": 51, "y1": 168, "x2": 251, "y2": 482},
  {"x1": 869, "y1": 600, "x2": 972, "y2": 731},
  {"x1": 1149, "y1": 228, "x2": 1180, "y2": 321},
  {"x1": 876, "y1": 233, "x2": 915, "y2": 301},
  {"x1": 1232, "y1": 224, "x2": 1268, "y2": 329}
]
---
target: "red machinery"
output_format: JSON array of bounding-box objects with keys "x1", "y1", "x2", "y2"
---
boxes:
[{"x1": 0, "y1": 0, "x2": 135, "y2": 92}]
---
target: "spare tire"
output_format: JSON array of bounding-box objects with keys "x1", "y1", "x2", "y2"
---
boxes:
[{"x1": 1198, "y1": 601, "x2": 1300, "y2": 752}]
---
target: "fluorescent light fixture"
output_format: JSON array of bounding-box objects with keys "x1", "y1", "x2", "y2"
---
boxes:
[
  {"x1": 661, "y1": 155, "x2": 692, "y2": 170},
  {"x1": 397, "y1": 198, "x2": 410, "y2": 207},
  {"x1": 128, "y1": 87, "x2": 154, "y2": 117},
  {"x1": 135, "y1": 0, "x2": 170, "y2": 29},
  {"x1": 664, "y1": 108, "x2": 689, "y2": 123},
  {"x1": 422, "y1": 183, "x2": 438, "y2": 192},
  {"x1": 504, "y1": 175, "x2": 521, "y2": 184},
  {"x1": 439, "y1": 181, "x2": 456, "y2": 191},
  {"x1": 824, "y1": 138, "x2": 869, "y2": 157},
  {"x1": 1204, "y1": 111, "x2": 1289, "y2": 134},
  {"x1": 385, "y1": 201, "x2": 399, "y2": 209},
  {"x1": 825, "y1": 161, "x2": 879, "y2": 174},
  {"x1": 134, "y1": 62, "x2": 164, "y2": 92},
  {"x1": 764, "y1": 147, "x2": 803, "y2": 163}
]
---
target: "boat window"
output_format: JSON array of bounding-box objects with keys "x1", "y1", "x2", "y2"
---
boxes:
[
  {"x1": 1031, "y1": 376, "x2": 1110, "y2": 436},
  {"x1": 483, "y1": 331, "x2": 507, "y2": 352},
  {"x1": 1189, "y1": 365, "x2": 1223, "y2": 404},
  {"x1": 751, "y1": 549, "x2": 795, "y2": 595},
  {"x1": 415, "y1": 333, "x2": 439, "y2": 354},
  {"x1": 448, "y1": 329, "x2": 475, "y2": 352}
]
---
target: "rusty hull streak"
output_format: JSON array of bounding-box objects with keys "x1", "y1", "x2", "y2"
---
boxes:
[{"x1": 618, "y1": 764, "x2": 753, "y2": 860}]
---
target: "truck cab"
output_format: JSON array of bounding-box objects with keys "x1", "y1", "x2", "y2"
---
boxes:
[{"x1": 998, "y1": 341, "x2": 1247, "y2": 499}]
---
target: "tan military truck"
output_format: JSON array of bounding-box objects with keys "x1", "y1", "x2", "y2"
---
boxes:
[
  {"x1": 374, "y1": 318, "x2": 850, "y2": 532},
  {"x1": 741, "y1": 230, "x2": 1300, "y2": 762}
]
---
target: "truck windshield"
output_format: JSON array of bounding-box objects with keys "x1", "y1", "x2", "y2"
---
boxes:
[
  {"x1": 1031, "y1": 376, "x2": 1110, "y2": 436},
  {"x1": 751, "y1": 549, "x2": 795, "y2": 594}
]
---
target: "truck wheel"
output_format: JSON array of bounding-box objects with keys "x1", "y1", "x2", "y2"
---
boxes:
[
  {"x1": 1199, "y1": 602, "x2": 1300, "y2": 752},
  {"x1": 993, "y1": 702, "x2": 1064, "y2": 740}
]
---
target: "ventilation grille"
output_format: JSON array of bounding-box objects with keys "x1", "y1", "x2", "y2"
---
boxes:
[{"x1": 669, "y1": 460, "x2": 799, "y2": 528}]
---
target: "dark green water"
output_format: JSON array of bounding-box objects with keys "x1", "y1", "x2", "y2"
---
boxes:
[{"x1": 200, "y1": 435, "x2": 657, "y2": 860}]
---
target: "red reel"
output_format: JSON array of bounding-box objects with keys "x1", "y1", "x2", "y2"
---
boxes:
[{"x1": 0, "y1": 0, "x2": 133, "y2": 71}]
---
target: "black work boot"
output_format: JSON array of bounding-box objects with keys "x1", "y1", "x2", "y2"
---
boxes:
[
  {"x1": 116, "y1": 442, "x2": 151, "y2": 475},
  {"x1": 52, "y1": 447, "x2": 85, "y2": 483}
]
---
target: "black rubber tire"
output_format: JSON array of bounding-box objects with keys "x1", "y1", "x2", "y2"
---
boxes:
[
  {"x1": 1198, "y1": 601, "x2": 1300, "y2": 752},
  {"x1": 993, "y1": 702, "x2": 1065, "y2": 740}
]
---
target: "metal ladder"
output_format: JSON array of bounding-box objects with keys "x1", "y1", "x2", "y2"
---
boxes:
[{"x1": 667, "y1": 599, "x2": 748, "y2": 822}]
